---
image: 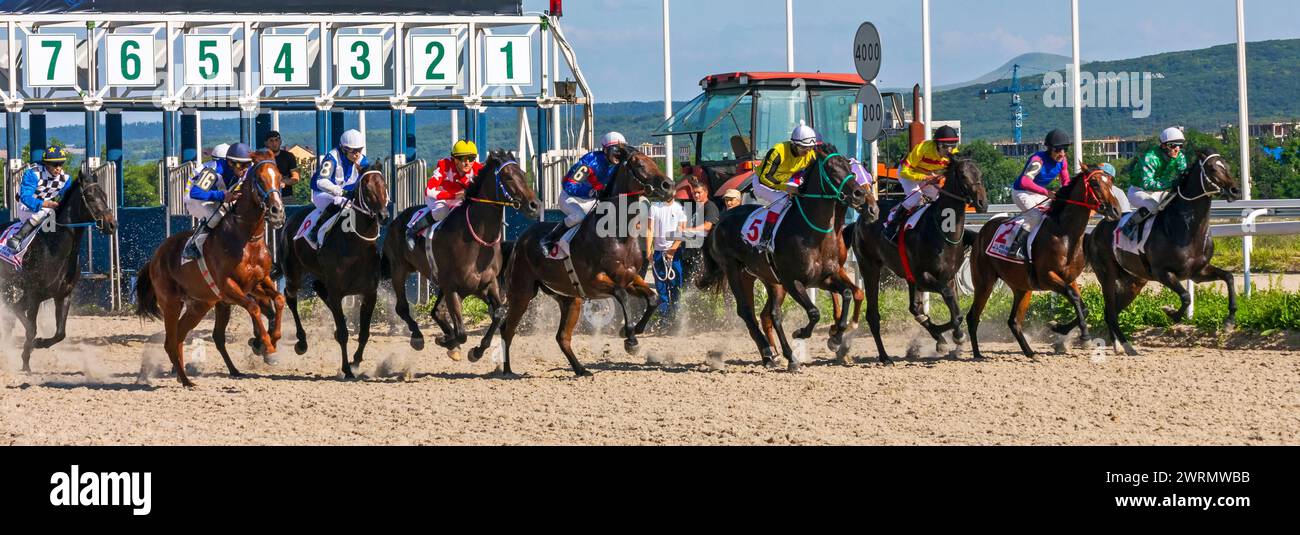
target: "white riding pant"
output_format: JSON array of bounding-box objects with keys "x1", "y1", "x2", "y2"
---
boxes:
[
  {"x1": 312, "y1": 191, "x2": 343, "y2": 211},
  {"x1": 184, "y1": 198, "x2": 219, "y2": 221},
  {"x1": 1126, "y1": 187, "x2": 1167, "y2": 213},
  {"x1": 899, "y1": 177, "x2": 940, "y2": 211},
  {"x1": 423, "y1": 197, "x2": 462, "y2": 223},
  {"x1": 1012, "y1": 190, "x2": 1049, "y2": 230},
  {"x1": 558, "y1": 191, "x2": 598, "y2": 228},
  {"x1": 15, "y1": 204, "x2": 53, "y2": 225}
]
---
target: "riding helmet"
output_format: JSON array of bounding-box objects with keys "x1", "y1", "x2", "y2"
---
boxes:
[
  {"x1": 790, "y1": 121, "x2": 818, "y2": 147},
  {"x1": 452, "y1": 140, "x2": 478, "y2": 158},
  {"x1": 1159, "y1": 127, "x2": 1186, "y2": 146},
  {"x1": 933, "y1": 125, "x2": 960, "y2": 144},
  {"x1": 225, "y1": 143, "x2": 254, "y2": 163},
  {"x1": 339, "y1": 129, "x2": 366, "y2": 150},
  {"x1": 1045, "y1": 129, "x2": 1072, "y2": 150},
  {"x1": 601, "y1": 131, "x2": 628, "y2": 148},
  {"x1": 41, "y1": 146, "x2": 70, "y2": 164}
]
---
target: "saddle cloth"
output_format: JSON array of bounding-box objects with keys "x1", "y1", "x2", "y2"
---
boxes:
[
  {"x1": 1112, "y1": 211, "x2": 1157, "y2": 256},
  {"x1": 985, "y1": 217, "x2": 1043, "y2": 265},
  {"x1": 741, "y1": 198, "x2": 793, "y2": 252},
  {"x1": 294, "y1": 207, "x2": 345, "y2": 248},
  {"x1": 407, "y1": 206, "x2": 442, "y2": 240},
  {"x1": 0, "y1": 221, "x2": 33, "y2": 268},
  {"x1": 541, "y1": 224, "x2": 583, "y2": 260}
]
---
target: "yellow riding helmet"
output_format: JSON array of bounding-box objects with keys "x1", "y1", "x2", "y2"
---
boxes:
[{"x1": 452, "y1": 140, "x2": 478, "y2": 158}]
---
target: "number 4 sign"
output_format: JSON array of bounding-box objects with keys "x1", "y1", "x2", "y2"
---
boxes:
[
  {"x1": 26, "y1": 34, "x2": 78, "y2": 87},
  {"x1": 261, "y1": 35, "x2": 309, "y2": 87},
  {"x1": 484, "y1": 35, "x2": 531, "y2": 86}
]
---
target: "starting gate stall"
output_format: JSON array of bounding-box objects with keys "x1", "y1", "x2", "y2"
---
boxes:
[{"x1": 1, "y1": 0, "x2": 595, "y2": 308}]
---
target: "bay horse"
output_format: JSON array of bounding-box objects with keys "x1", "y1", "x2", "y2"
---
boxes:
[
  {"x1": 278, "y1": 164, "x2": 389, "y2": 379},
  {"x1": 135, "y1": 154, "x2": 286, "y2": 387},
  {"x1": 1085, "y1": 149, "x2": 1240, "y2": 356},
  {"x1": 967, "y1": 168, "x2": 1122, "y2": 359},
  {"x1": 851, "y1": 159, "x2": 988, "y2": 363},
  {"x1": 0, "y1": 165, "x2": 117, "y2": 372},
  {"x1": 696, "y1": 144, "x2": 871, "y2": 371},
  {"x1": 499, "y1": 146, "x2": 675, "y2": 377},
  {"x1": 382, "y1": 150, "x2": 541, "y2": 362}
]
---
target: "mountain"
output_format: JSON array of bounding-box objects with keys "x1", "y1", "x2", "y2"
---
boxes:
[{"x1": 887, "y1": 52, "x2": 1073, "y2": 93}]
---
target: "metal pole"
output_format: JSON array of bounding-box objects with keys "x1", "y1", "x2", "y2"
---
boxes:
[
  {"x1": 663, "y1": 0, "x2": 674, "y2": 173},
  {"x1": 1070, "y1": 0, "x2": 1084, "y2": 173},
  {"x1": 1236, "y1": 0, "x2": 1253, "y2": 297},
  {"x1": 921, "y1": 0, "x2": 932, "y2": 135},
  {"x1": 785, "y1": 0, "x2": 795, "y2": 71}
]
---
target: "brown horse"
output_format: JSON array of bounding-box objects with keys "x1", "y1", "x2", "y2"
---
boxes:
[
  {"x1": 135, "y1": 153, "x2": 286, "y2": 387},
  {"x1": 851, "y1": 159, "x2": 988, "y2": 363},
  {"x1": 499, "y1": 146, "x2": 675, "y2": 377},
  {"x1": 696, "y1": 144, "x2": 872, "y2": 371},
  {"x1": 1085, "y1": 149, "x2": 1240, "y2": 356},
  {"x1": 383, "y1": 150, "x2": 540, "y2": 362},
  {"x1": 967, "y1": 168, "x2": 1122, "y2": 359},
  {"x1": 278, "y1": 165, "x2": 388, "y2": 379}
]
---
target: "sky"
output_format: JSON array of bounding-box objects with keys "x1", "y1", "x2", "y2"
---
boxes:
[{"x1": 534, "y1": 0, "x2": 1300, "y2": 102}]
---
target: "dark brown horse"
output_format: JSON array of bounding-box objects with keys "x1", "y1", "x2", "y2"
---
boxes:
[
  {"x1": 1, "y1": 165, "x2": 117, "y2": 372},
  {"x1": 697, "y1": 144, "x2": 871, "y2": 371},
  {"x1": 851, "y1": 159, "x2": 988, "y2": 363},
  {"x1": 136, "y1": 153, "x2": 286, "y2": 387},
  {"x1": 967, "y1": 168, "x2": 1122, "y2": 359},
  {"x1": 1085, "y1": 149, "x2": 1240, "y2": 356},
  {"x1": 278, "y1": 165, "x2": 389, "y2": 378},
  {"x1": 499, "y1": 146, "x2": 675, "y2": 377},
  {"x1": 382, "y1": 150, "x2": 541, "y2": 362}
]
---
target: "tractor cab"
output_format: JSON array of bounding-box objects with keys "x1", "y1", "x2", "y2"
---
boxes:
[{"x1": 652, "y1": 72, "x2": 905, "y2": 198}]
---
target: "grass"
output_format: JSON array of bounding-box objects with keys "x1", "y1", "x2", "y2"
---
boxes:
[{"x1": 1212, "y1": 234, "x2": 1300, "y2": 272}]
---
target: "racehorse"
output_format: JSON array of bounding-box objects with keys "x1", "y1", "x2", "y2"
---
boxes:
[
  {"x1": 135, "y1": 154, "x2": 285, "y2": 387},
  {"x1": 0, "y1": 165, "x2": 117, "y2": 372},
  {"x1": 1085, "y1": 149, "x2": 1240, "y2": 356},
  {"x1": 498, "y1": 146, "x2": 675, "y2": 377},
  {"x1": 967, "y1": 168, "x2": 1122, "y2": 359},
  {"x1": 696, "y1": 144, "x2": 872, "y2": 371},
  {"x1": 851, "y1": 158, "x2": 988, "y2": 363},
  {"x1": 382, "y1": 150, "x2": 540, "y2": 362},
  {"x1": 279, "y1": 164, "x2": 389, "y2": 379}
]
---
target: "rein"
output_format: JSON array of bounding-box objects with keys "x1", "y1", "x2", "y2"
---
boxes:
[
  {"x1": 793, "y1": 152, "x2": 856, "y2": 234},
  {"x1": 1178, "y1": 154, "x2": 1224, "y2": 202},
  {"x1": 464, "y1": 160, "x2": 522, "y2": 246}
]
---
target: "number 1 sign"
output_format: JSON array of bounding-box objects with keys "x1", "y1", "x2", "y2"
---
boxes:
[{"x1": 483, "y1": 35, "x2": 531, "y2": 86}]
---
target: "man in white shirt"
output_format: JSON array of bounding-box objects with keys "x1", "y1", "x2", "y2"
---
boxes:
[{"x1": 647, "y1": 193, "x2": 688, "y2": 330}]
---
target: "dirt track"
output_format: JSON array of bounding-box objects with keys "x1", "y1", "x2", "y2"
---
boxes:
[{"x1": 1, "y1": 311, "x2": 1297, "y2": 445}]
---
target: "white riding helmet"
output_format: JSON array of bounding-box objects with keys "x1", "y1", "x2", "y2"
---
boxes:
[
  {"x1": 340, "y1": 129, "x2": 366, "y2": 150},
  {"x1": 601, "y1": 131, "x2": 628, "y2": 148},
  {"x1": 211, "y1": 143, "x2": 230, "y2": 160},
  {"x1": 1159, "y1": 127, "x2": 1186, "y2": 146},
  {"x1": 791, "y1": 120, "x2": 818, "y2": 147}
]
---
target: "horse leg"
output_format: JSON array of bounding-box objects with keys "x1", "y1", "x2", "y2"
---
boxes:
[
  {"x1": 224, "y1": 280, "x2": 273, "y2": 358},
  {"x1": 469, "y1": 283, "x2": 506, "y2": 364},
  {"x1": 966, "y1": 270, "x2": 996, "y2": 361},
  {"x1": 351, "y1": 290, "x2": 377, "y2": 367},
  {"x1": 1007, "y1": 289, "x2": 1036, "y2": 358},
  {"x1": 727, "y1": 269, "x2": 776, "y2": 367},
  {"x1": 18, "y1": 303, "x2": 38, "y2": 373},
  {"x1": 211, "y1": 303, "x2": 242, "y2": 377},
  {"x1": 860, "y1": 262, "x2": 892, "y2": 364},
  {"x1": 907, "y1": 285, "x2": 948, "y2": 354},
  {"x1": 390, "y1": 261, "x2": 425, "y2": 350},
  {"x1": 33, "y1": 294, "x2": 70, "y2": 349},
  {"x1": 261, "y1": 277, "x2": 285, "y2": 350},
  {"x1": 825, "y1": 270, "x2": 859, "y2": 360},
  {"x1": 761, "y1": 283, "x2": 796, "y2": 368},
  {"x1": 1049, "y1": 281, "x2": 1089, "y2": 354},
  {"x1": 1103, "y1": 276, "x2": 1143, "y2": 356},
  {"x1": 324, "y1": 295, "x2": 355, "y2": 378},
  {"x1": 170, "y1": 302, "x2": 214, "y2": 388},
  {"x1": 610, "y1": 287, "x2": 641, "y2": 355},
  {"x1": 629, "y1": 274, "x2": 661, "y2": 337},
  {"x1": 284, "y1": 270, "x2": 309, "y2": 356},
  {"x1": 553, "y1": 295, "x2": 592, "y2": 377},
  {"x1": 446, "y1": 291, "x2": 468, "y2": 346},
  {"x1": 429, "y1": 291, "x2": 457, "y2": 349},
  {"x1": 783, "y1": 279, "x2": 820, "y2": 343},
  {"x1": 939, "y1": 283, "x2": 964, "y2": 357},
  {"x1": 1153, "y1": 270, "x2": 1192, "y2": 323},
  {"x1": 499, "y1": 280, "x2": 539, "y2": 378},
  {"x1": 1195, "y1": 265, "x2": 1237, "y2": 331}
]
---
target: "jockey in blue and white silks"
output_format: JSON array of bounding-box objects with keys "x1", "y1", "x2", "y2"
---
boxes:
[
  {"x1": 539, "y1": 131, "x2": 627, "y2": 257},
  {"x1": 300, "y1": 129, "x2": 370, "y2": 249},
  {"x1": 182, "y1": 143, "x2": 253, "y2": 260},
  {"x1": 0, "y1": 146, "x2": 75, "y2": 262}
]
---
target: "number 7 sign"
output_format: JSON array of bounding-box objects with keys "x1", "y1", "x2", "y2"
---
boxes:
[{"x1": 26, "y1": 34, "x2": 78, "y2": 87}]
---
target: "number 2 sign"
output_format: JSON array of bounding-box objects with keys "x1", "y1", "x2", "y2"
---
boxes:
[
  {"x1": 410, "y1": 35, "x2": 457, "y2": 88},
  {"x1": 25, "y1": 34, "x2": 78, "y2": 87}
]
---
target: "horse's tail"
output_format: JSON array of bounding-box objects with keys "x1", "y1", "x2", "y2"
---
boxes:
[
  {"x1": 134, "y1": 264, "x2": 162, "y2": 320},
  {"x1": 696, "y1": 234, "x2": 726, "y2": 294}
]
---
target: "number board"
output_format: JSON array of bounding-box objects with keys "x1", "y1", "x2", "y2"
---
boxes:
[
  {"x1": 410, "y1": 35, "x2": 458, "y2": 88},
  {"x1": 260, "y1": 35, "x2": 310, "y2": 87},
  {"x1": 337, "y1": 35, "x2": 385, "y2": 87},
  {"x1": 184, "y1": 34, "x2": 234, "y2": 86},
  {"x1": 483, "y1": 35, "x2": 531, "y2": 86},
  {"x1": 105, "y1": 35, "x2": 157, "y2": 87},
  {"x1": 25, "y1": 34, "x2": 78, "y2": 87}
]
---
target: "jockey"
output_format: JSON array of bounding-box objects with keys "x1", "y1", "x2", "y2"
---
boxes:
[
  {"x1": 208, "y1": 143, "x2": 230, "y2": 168},
  {"x1": 751, "y1": 121, "x2": 819, "y2": 250},
  {"x1": 1121, "y1": 127, "x2": 1188, "y2": 239},
  {"x1": 540, "y1": 131, "x2": 629, "y2": 256},
  {"x1": 0, "y1": 146, "x2": 73, "y2": 262},
  {"x1": 406, "y1": 139, "x2": 484, "y2": 250},
  {"x1": 182, "y1": 143, "x2": 253, "y2": 260},
  {"x1": 302, "y1": 128, "x2": 370, "y2": 249},
  {"x1": 883, "y1": 125, "x2": 961, "y2": 238},
  {"x1": 1009, "y1": 129, "x2": 1073, "y2": 253}
]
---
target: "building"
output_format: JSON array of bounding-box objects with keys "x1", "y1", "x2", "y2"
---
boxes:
[
  {"x1": 1220, "y1": 121, "x2": 1300, "y2": 142},
  {"x1": 285, "y1": 144, "x2": 315, "y2": 162},
  {"x1": 637, "y1": 142, "x2": 667, "y2": 159}
]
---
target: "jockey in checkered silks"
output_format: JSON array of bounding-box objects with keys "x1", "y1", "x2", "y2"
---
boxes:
[{"x1": 0, "y1": 146, "x2": 74, "y2": 263}]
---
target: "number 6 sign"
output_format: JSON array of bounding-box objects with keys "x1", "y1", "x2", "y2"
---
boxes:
[
  {"x1": 25, "y1": 34, "x2": 78, "y2": 87},
  {"x1": 105, "y1": 35, "x2": 157, "y2": 87}
]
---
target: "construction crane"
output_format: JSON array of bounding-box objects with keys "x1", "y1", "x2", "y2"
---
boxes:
[{"x1": 977, "y1": 64, "x2": 1044, "y2": 144}]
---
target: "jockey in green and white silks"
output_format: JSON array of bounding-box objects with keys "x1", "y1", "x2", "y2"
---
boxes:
[
  {"x1": 1121, "y1": 127, "x2": 1188, "y2": 239},
  {"x1": 0, "y1": 146, "x2": 74, "y2": 262}
]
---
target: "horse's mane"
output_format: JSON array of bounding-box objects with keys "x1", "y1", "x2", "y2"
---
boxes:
[
  {"x1": 1046, "y1": 171, "x2": 1082, "y2": 217},
  {"x1": 251, "y1": 149, "x2": 275, "y2": 162}
]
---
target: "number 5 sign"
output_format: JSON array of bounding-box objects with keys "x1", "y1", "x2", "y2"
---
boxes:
[
  {"x1": 184, "y1": 35, "x2": 234, "y2": 86},
  {"x1": 484, "y1": 35, "x2": 531, "y2": 86},
  {"x1": 25, "y1": 34, "x2": 78, "y2": 87},
  {"x1": 105, "y1": 35, "x2": 157, "y2": 87}
]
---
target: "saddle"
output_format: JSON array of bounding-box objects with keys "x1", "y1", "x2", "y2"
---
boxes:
[
  {"x1": 1112, "y1": 211, "x2": 1158, "y2": 257},
  {"x1": 985, "y1": 217, "x2": 1041, "y2": 264},
  {"x1": 741, "y1": 199, "x2": 793, "y2": 253}
]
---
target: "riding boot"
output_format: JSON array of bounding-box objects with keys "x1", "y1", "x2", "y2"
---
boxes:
[
  {"x1": 182, "y1": 223, "x2": 211, "y2": 260},
  {"x1": 309, "y1": 204, "x2": 344, "y2": 249},
  {"x1": 1122, "y1": 207, "x2": 1152, "y2": 240},
  {"x1": 540, "y1": 222, "x2": 572, "y2": 255},
  {"x1": 884, "y1": 207, "x2": 909, "y2": 242},
  {"x1": 1011, "y1": 227, "x2": 1030, "y2": 260},
  {"x1": 407, "y1": 211, "x2": 436, "y2": 251},
  {"x1": 5, "y1": 217, "x2": 42, "y2": 252}
]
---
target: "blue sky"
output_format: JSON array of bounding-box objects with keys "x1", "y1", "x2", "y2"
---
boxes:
[{"x1": 534, "y1": 0, "x2": 1300, "y2": 102}]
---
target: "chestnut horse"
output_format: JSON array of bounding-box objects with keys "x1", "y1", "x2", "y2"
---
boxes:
[
  {"x1": 135, "y1": 154, "x2": 286, "y2": 387},
  {"x1": 967, "y1": 168, "x2": 1122, "y2": 359}
]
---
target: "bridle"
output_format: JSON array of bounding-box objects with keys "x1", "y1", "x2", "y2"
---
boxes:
[
  {"x1": 1062, "y1": 170, "x2": 1109, "y2": 212},
  {"x1": 1178, "y1": 153, "x2": 1226, "y2": 201},
  {"x1": 793, "y1": 151, "x2": 857, "y2": 234},
  {"x1": 340, "y1": 169, "x2": 385, "y2": 242},
  {"x1": 465, "y1": 158, "x2": 524, "y2": 247}
]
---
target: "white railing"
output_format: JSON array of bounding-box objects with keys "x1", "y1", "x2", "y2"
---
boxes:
[{"x1": 540, "y1": 148, "x2": 583, "y2": 207}]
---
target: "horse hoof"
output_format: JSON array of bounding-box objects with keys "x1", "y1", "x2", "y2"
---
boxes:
[
  {"x1": 787, "y1": 361, "x2": 801, "y2": 373},
  {"x1": 827, "y1": 336, "x2": 843, "y2": 352},
  {"x1": 410, "y1": 336, "x2": 425, "y2": 351},
  {"x1": 447, "y1": 348, "x2": 463, "y2": 362},
  {"x1": 1053, "y1": 342, "x2": 1069, "y2": 355},
  {"x1": 435, "y1": 336, "x2": 454, "y2": 349},
  {"x1": 468, "y1": 347, "x2": 486, "y2": 363},
  {"x1": 294, "y1": 340, "x2": 308, "y2": 356},
  {"x1": 946, "y1": 349, "x2": 961, "y2": 360},
  {"x1": 905, "y1": 347, "x2": 922, "y2": 360},
  {"x1": 574, "y1": 368, "x2": 594, "y2": 378},
  {"x1": 1123, "y1": 344, "x2": 1140, "y2": 357},
  {"x1": 972, "y1": 353, "x2": 987, "y2": 362},
  {"x1": 763, "y1": 359, "x2": 780, "y2": 370},
  {"x1": 624, "y1": 339, "x2": 640, "y2": 355},
  {"x1": 878, "y1": 356, "x2": 894, "y2": 366},
  {"x1": 794, "y1": 329, "x2": 813, "y2": 340},
  {"x1": 1223, "y1": 319, "x2": 1237, "y2": 332},
  {"x1": 1162, "y1": 306, "x2": 1185, "y2": 323}
]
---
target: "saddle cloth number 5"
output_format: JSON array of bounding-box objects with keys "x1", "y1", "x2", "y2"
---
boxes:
[{"x1": 746, "y1": 218, "x2": 762, "y2": 242}]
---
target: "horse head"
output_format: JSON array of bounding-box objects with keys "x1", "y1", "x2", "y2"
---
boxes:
[
  {"x1": 485, "y1": 149, "x2": 542, "y2": 219},
  {"x1": 945, "y1": 158, "x2": 988, "y2": 213},
  {"x1": 803, "y1": 143, "x2": 872, "y2": 213},
  {"x1": 1190, "y1": 149, "x2": 1241, "y2": 202},
  {"x1": 1086, "y1": 167, "x2": 1123, "y2": 221},
  {"x1": 356, "y1": 163, "x2": 390, "y2": 225},
  {"x1": 69, "y1": 165, "x2": 118, "y2": 235},
  {"x1": 606, "y1": 145, "x2": 674, "y2": 202},
  {"x1": 247, "y1": 151, "x2": 286, "y2": 229}
]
